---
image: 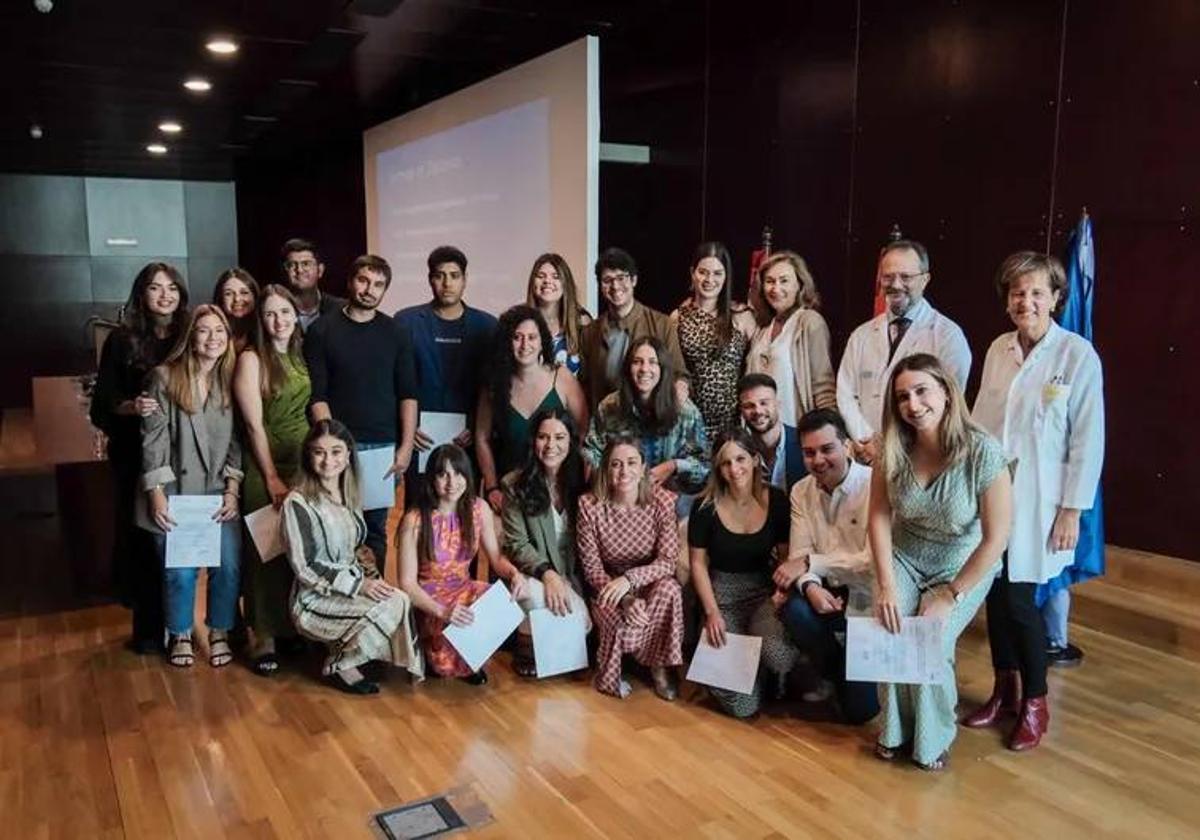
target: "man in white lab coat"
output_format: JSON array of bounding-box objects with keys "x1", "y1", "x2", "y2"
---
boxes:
[{"x1": 835, "y1": 239, "x2": 971, "y2": 464}]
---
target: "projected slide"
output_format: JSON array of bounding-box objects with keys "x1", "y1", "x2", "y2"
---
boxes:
[{"x1": 374, "y1": 99, "x2": 550, "y2": 315}]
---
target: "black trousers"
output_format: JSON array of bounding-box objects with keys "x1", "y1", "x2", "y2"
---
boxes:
[{"x1": 985, "y1": 554, "x2": 1048, "y2": 698}]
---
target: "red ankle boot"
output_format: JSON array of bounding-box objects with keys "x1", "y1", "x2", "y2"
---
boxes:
[
  {"x1": 962, "y1": 669, "x2": 1021, "y2": 728},
  {"x1": 1008, "y1": 696, "x2": 1049, "y2": 751}
]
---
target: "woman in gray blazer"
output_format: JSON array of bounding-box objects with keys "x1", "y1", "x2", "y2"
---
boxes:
[
  {"x1": 501, "y1": 407, "x2": 591, "y2": 677},
  {"x1": 139, "y1": 304, "x2": 244, "y2": 668}
]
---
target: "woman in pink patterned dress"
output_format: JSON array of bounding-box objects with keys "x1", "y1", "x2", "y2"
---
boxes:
[
  {"x1": 398, "y1": 444, "x2": 528, "y2": 684},
  {"x1": 577, "y1": 435, "x2": 684, "y2": 700}
]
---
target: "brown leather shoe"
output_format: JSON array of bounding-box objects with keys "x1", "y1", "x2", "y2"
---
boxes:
[
  {"x1": 1008, "y1": 696, "x2": 1049, "y2": 751},
  {"x1": 650, "y1": 666, "x2": 678, "y2": 701},
  {"x1": 962, "y1": 669, "x2": 1022, "y2": 728}
]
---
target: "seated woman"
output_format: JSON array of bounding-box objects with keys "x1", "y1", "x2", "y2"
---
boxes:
[
  {"x1": 525, "y1": 253, "x2": 591, "y2": 377},
  {"x1": 582, "y1": 336, "x2": 709, "y2": 517},
  {"x1": 398, "y1": 444, "x2": 529, "y2": 684},
  {"x1": 476, "y1": 305, "x2": 588, "y2": 514},
  {"x1": 139, "y1": 304, "x2": 243, "y2": 669},
  {"x1": 689, "y1": 429, "x2": 798, "y2": 718},
  {"x1": 577, "y1": 436, "x2": 684, "y2": 700},
  {"x1": 282, "y1": 419, "x2": 421, "y2": 694},
  {"x1": 501, "y1": 407, "x2": 592, "y2": 677},
  {"x1": 869, "y1": 353, "x2": 1012, "y2": 771},
  {"x1": 212, "y1": 267, "x2": 260, "y2": 354}
]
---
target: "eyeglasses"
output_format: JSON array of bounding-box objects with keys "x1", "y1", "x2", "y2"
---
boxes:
[
  {"x1": 879, "y1": 272, "x2": 927, "y2": 284},
  {"x1": 284, "y1": 259, "x2": 316, "y2": 271},
  {"x1": 600, "y1": 273, "x2": 633, "y2": 288}
]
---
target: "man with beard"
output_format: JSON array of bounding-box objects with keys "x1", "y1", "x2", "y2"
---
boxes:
[
  {"x1": 773, "y1": 408, "x2": 878, "y2": 724},
  {"x1": 736, "y1": 373, "x2": 806, "y2": 492},
  {"x1": 305, "y1": 255, "x2": 417, "y2": 570},
  {"x1": 835, "y1": 239, "x2": 970, "y2": 464},
  {"x1": 395, "y1": 245, "x2": 497, "y2": 478},
  {"x1": 281, "y1": 238, "x2": 344, "y2": 332}
]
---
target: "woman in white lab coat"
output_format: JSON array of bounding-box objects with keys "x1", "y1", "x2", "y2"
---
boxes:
[{"x1": 964, "y1": 251, "x2": 1104, "y2": 751}]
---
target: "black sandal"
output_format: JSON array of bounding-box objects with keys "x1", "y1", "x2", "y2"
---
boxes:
[
  {"x1": 463, "y1": 669, "x2": 489, "y2": 686},
  {"x1": 327, "y1": 671, "x2": 380, "y2": 695},
  {"x1": 251, "y1": 653, "x2": 279, "y2": 677},
  {"x1": 875, "y1": 741, "x2": 909, "y2": 761},
  {"x1": 914, "y1": 751, "x2": 950, "y2": 772}
]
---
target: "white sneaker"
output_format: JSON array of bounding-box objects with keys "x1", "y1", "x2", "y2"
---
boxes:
[{"x1": 802, "y1": 678, "x2": 834, "y2": 703}]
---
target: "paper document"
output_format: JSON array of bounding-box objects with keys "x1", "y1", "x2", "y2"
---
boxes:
[
  {"x1": 164, "y1": 495, "x2": 223, "y2": 568},
  {"x1": 529, "y1": 608, "x2": 589, "y2": 678},
  {"x1": 846, "y1": 616, "x2": 945, "y2": 685},
  {"x1": 417, "y1": 412, "x2": 467, "y2": 471},
  {"x1": 357, "y1": 445, "x2": 397, "y2": 510},
  {"x1": 245, "y1": 504, "x2": 284, "y2": 563},
  {"x1": 686, "y1": 632, "x2": 763, "y2": 695},
  {"x1": 443, "y1": 581, "x2": 525, "y2": 672}
]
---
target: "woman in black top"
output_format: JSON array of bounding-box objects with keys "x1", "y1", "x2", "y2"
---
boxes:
[
  {"x1": 90, "y1": 261, "x2": 189, "y2": 652},
  {"x1": 689, "y1": 428, "x2": 798, "y2": 717}
]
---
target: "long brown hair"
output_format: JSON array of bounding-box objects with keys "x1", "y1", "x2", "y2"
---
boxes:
[
  {"x1": 879, "y1": 353, "x2": 979, "y2": 487},
  {"x1": 253, "y1": 283, "x2": 307, "y2": 398},
  {"x1": 591, "y1": 434, "x2": 653, "y2": 506},
  {"x1": 161, "y1": 304, "x2": 236, "y2": 414},
  {"x1": 414, "y1": 445, "x2": 477, "y2": 567},
  {"x1": 618, "y1": 336, "x2": 680, "y2": 435},
  {"x1": 695, "y1": 428, "x2": 768, "y2": 510},
  {"x1": 526, "y1": 253, "x2": 587, "y2": 357},
  {"x1": 689, "y1": 241, "x2": 735, "y2": 343},
  {"x1": 296, "y1": 419, "x2": 362, "y2": 509}
]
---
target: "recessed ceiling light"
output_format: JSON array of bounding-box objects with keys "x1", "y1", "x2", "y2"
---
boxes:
[
  {"x1": 158, "y1": 121, "x2": 182, "y2": 134},
  {"x1": 146, "y1": 143, "x2": 168, "y2": 155},
  {"x1": 206, "y1": 38, "x2": 239, "y2": 55},
  {"x1": 183, "y1": 78, "x2": 212, "y2": 92}
]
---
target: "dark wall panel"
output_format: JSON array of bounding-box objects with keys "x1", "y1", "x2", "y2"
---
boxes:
[
  {"x1": 0, "y1": 255, "x2": 92, "y2": 305},
  {"x1": 84, "y1": 178, "x2": 188, "y2": 258},
  {"x1": 0, "y1": 174, "x2": 89, "y2": 256},
  {"x1": 184, "y1": 182, "x2": 239, "y2": 260}
]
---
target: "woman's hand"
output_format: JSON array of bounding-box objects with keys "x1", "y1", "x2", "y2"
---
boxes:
[
  {"x1": 150, "y1": 490, "x2": 175, "y2": 532},
  {"x1": 509, "y1": 571, "x2": 529, "y2": 602},
  {"x1": 132, "y1": 393, "x2": 160, "y2": 416},
  {"x1": 444, "y1": 603, "x2": 475, "y2": 627},
  {"x1": 850, "y1": 438, "x2": 877, "y2": 465},
  {"x1": 1049, "y1": 507, "x2": 1081, "y2": 552},
  {"x1": 773, "y1": 556, "x2": 809, "y2": 590},
  {"x1": 542, "y1": 570, "x2": 572, "y2": 616},
  {"x1": 267, "y1": 474, "x2": 290, "y2": 508},
  {"x1": 361, "y1": 578, "x2": 396, "y2": 602},
  {"x1": 214, "y1": 491, "x2": 240, "y2": 522},
  {"x1": 874, "y1": 583, "x2": 902, "y2": 634},
  {"x1": 486, "y1": 488, "x2": 505, "y2": 514},
  {"x1": 918, "y1": 585, "x2": 955, "y2": 621},
  {"x1": 598, "y1": 575, "x2": 631, "y2": 609},
  {"x1": 623, "y1": 596, "x2": 651, "y2": 628},
  {"x1": 806, "y1": 583, "x2": 845, "y2": 615},
  {"x1": 648, "y1": 461, "x2": 675, "y2": 486},
  {"x1": 703, "y1": 610, "x2": 727, "y2": 647}
]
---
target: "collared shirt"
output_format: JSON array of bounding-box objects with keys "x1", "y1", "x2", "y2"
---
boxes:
[
  {"x1": 766, "y1": 429, "x2": 788, "y2": 490},
  {"x1": 788, "y1": 460, "x2": 873, "y2": 594}
]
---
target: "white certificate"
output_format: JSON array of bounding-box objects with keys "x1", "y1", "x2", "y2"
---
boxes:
[
  {"x1": 417, "y1": 412, "x2": 467, "y2": 471},
  {"x1": 686, "y1": 632, "x2": 763, "y2": 695},
  {"x1": 357, "y1": 445, "x2": 397, "y2": 511},
  {"x1": 846, "y1": 615, "x2": 946, "y2": 685},
  {"x1": 443, "y1": 581, "x2": 525, "y2": 673},
  {"x1": 245, "y1": 504, "x2": 284, "y2": 563},
  {"x1": 164, "y1": 495, "x2": 223, "y2": 568},
  {"x1": 529, "y1": 607, "x2": 589, "y2": 678}
]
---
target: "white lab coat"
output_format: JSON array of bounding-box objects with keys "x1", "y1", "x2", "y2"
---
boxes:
[
  {"x1": 971, "y1": 322, "x2": 1105, "y2": 584},
  {"x1": 835, "y1": 298, "x2": 972, "y2": 441}
]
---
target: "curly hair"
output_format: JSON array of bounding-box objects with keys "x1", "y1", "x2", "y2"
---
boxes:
[{"x1": 486, "y1": 305, "x2": 555, "y2": 429}]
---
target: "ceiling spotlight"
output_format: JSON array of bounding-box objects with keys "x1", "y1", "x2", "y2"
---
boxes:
[
  {"x1": 183, "y1": 78, "x2": 212, "y2": 92},
  {"x1": 158, "y1": 121, "x2": 183, "y2": 134},
  {"x1": 146, "y1": 143, "x2": 168, "y2": 155},
  {"x1": 30, "y1": 124, "x2": 43, "y2": 139},
  {"x1": 206, "y1": 38, "x2": 239, "y2": 55},
  {"x1": 34, "y1": 0, "x2": 53, "y2": 13}
]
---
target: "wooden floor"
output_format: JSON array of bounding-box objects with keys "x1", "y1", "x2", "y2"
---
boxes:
[{"x1": 3, "y1": 598, "x2": 1198, "y2": 840}]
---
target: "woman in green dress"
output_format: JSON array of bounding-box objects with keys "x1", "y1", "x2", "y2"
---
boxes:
[
  {"x1": 232, "y1": 283, "x2": 312, "y2": 675},
  {"x1": 868, "y1": 353, "x2": 1012, "y2": 771}
]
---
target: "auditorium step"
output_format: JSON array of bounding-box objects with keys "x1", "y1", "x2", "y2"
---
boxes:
[{"x1": 1072, "y1": 546, "x2": 1200, "y2": 663}]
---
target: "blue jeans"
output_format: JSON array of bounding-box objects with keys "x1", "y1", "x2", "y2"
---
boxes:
[
  {"x1": 157, "y1": 519, "x2": 241, "y2": 634},
  {"x1": 781, "y1": 590, "x2": 880, "y2": 724},
  {"x1": 1041, "y1": 587, "x2": 1071, "y2": 647},
  {"x1": 357, "y1": 441, "x2": 396, "y2": 574}
]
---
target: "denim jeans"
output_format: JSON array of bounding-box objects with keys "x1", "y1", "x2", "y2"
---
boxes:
[
  {"x1": 157, "y1": 518, "x2": 242, "y2": 634},
  {"x1": 781, "y1": 590, "x2": 880, "y2": 724},
  {"x1": 358, "y1": 441, "x2": 396, "y2": 574},
  {"x1": 1041, "y1": 587, "x2": 1071, "y2": 647}
]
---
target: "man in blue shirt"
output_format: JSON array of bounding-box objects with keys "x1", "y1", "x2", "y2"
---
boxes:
[
  {"x1": 737, "y1": 373, "x2": 806, "y2": 492},
  {"x1": 395, "y1": 246, "x2": 498, "y2": 485}
]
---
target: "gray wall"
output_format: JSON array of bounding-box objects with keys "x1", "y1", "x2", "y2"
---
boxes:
[{"x1": 0, "y1": 175, "x2": 237, "y2": 407}]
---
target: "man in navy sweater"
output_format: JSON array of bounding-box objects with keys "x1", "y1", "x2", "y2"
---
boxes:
[{"x1": 305, "y1": 254, "x2": 417, "y2": 569}]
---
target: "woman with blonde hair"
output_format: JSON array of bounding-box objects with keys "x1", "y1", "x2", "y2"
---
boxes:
[
  {"x1": 139, "y1": 304, "x2": 243, "y2": 669},
  {"x1": 526, "y1": 253, "x2": 591, "y2": 376},
  {"x1": 577, "y1": 436, "x2": 684, "y2": 700},
  {"x1": 688, "y1": 428, "x2": 796, "y2": 717},
  {"x1": 745, "y1": 251, "x2": 837, "y2": 426},
  {"x1": 232, "y1": 283, "x2": 311, "y2": 675},
  {"x1": 869, "y1": 353, "x2": 1012, "y2": 771}
]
